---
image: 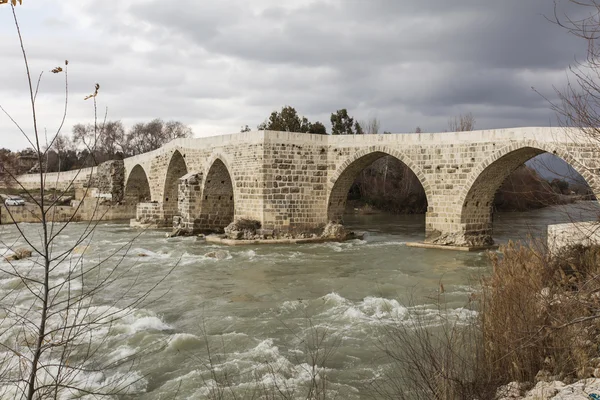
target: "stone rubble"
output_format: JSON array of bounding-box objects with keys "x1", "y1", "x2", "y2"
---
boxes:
[
  {"x1": 321, "y1": 221, "x2": 357, "y2": 240},
  {"x1": 224, "y1": 218, "x2": 262, "y2": 240},
  {"x1": 496, "y1": 379, "x2": 600, "y2": 399},
  {"x1": 4, "y1": 248, "x2": 32, "y2": 261}
]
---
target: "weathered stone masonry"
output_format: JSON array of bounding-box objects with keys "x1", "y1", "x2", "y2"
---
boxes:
[{"x1": 18, "y1": 127, "x2": 600, "y2": 248}]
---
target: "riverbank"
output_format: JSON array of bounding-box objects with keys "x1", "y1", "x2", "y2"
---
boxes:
[
  {"x1": 0, "y1": 201, "x2": 135, "y2": 224},
  {"x1": 427, "y1": 241, "x2": 600, "y2": 400},
  {"x1": 496, "y1": 379, "x2": 600, "y2": 399}
]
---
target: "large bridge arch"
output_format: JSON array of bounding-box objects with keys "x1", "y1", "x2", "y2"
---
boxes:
[
  {"x1": 197, "y1": 155, "x2": 236, "y2": 231},
  {"x1": 124, "y1": 164, "x2": 151, "y2": 204},
  {"x1": 456, "y1": 141, "x2": 600, "y2": 244},
  {"x1": 327, "y1": 147, "x2": 431, "y2": 222}
]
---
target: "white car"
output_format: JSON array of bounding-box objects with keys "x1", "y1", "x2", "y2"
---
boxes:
[{"x1": 4, "y1": 196, "x2": 25, "y2": 206}]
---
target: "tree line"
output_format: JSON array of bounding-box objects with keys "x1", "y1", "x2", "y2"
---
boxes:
[
  {"x1": 250, "y1": 106, "x2": 478, "y2": 135},
  {"x1": 0, "y1": 118, "x2": 193, "y2": 174},
  {"x1": 250, "y1": 106, "x2": 371, "y2": 135}
]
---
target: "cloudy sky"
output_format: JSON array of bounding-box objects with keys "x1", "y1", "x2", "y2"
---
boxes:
[{"x1": 0, "y1": 0, "x2": 589, "y2": 150}]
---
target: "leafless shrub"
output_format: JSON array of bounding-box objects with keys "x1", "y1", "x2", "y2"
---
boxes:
[
  {"x1": 447, "y1": 113, "x2": 476, "y2": 132},
  {"x1": 360, "y1": 117, "x2": 381, "y2": 135}
]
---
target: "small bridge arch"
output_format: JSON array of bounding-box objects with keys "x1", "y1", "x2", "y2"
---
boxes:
[
  {"x1": 197, "y1": 155, "x2": 236, "y2": 231},
  {"x1": 162, "y1": 149, "x2": 188, "y2": 219},
  {"x1": 124, "y1": 164, "x2": 151, "y2": 204}
]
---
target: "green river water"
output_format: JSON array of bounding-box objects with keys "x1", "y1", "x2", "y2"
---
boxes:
[{"x1": 0, "y1": 202, "x2": 598, "y2": 399}]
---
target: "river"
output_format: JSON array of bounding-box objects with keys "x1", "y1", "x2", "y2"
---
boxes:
[{"x1": 0, "y1": 202, "x2": 598, "y2": 399}]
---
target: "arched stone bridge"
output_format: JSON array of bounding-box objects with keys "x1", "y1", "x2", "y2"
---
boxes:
[{"x1": 21, "y1": 127, "x2": 600, "y2": 248}]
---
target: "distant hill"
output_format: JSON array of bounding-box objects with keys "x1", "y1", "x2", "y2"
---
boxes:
[{"x1": 526, "y1": 153, "x2": 586, "y2": 183}]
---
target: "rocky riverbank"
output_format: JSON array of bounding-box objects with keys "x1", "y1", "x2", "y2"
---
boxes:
[{"x1": 496, "y1": 379, "x2": 600, "y2": 399}]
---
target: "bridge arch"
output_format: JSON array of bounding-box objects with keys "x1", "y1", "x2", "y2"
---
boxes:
[
  {"x1": 327, "y1": 147, "x2": 430, "y2": 222},
  {"x1": 124, "y1": 164, "x2": 150, "y2": 204},
  {"x1": 162, "y1": 149, "x2": 188, "y2": 218},
  {"x1": 458, "y1": 141, "x2": 600, "y2": 243},
  {"x1": 198, "y1": 156, "x2": 236, "y2": 231}
]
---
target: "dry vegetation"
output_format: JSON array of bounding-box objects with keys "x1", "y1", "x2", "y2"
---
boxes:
[
  {"x1": 483, "y1": 243, "x2": 600, "y2": 384},
  {"x1": 371, "y1": 243, "x2": 600, "y2": 399}
]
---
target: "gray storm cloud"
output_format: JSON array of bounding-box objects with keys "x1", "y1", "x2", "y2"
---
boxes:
[{"x1": 0, "y1": 0, "x2": 589, "y2": 149}]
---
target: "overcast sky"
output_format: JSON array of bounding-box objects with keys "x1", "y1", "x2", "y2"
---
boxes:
[{"x1": 0, "y1": 0, "x2": 589, "y2": 150}]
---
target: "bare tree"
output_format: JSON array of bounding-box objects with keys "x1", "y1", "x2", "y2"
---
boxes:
[
  {"x1": 0, "y1": 3, "x2": 173, "y2": 398},
  {"x1": 124, "y1": 118, "x2": 192, "y2": 155},
  {"x1": 546, "y1": 0, "x2": 600, "y2": 159},
  {"x1": 362, "y1": 117, "x2": 381, "y2": 135},
  {"x1": 448, "y1": 112, "x2": 476, "y2": 132},
  {"x1": 73, "y1": 120, "x2": 126, "y2": 159}
]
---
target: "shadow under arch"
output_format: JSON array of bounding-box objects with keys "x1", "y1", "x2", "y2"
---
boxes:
[
  {"x1": 458, "y1": 142, "x2": 600, "y2": 243},
  {"x1": 163, "y1": 149, "x2": 188, "y2": 219},
  {"x1": 124, "y1": 164, "x2": 150, "y2": 204},
  {"x1": 327, "y1": 148, "x2": 430, "y2": 223},
  {"x1": 198, "y1": 157, "x2": 235, "y2": 231}
]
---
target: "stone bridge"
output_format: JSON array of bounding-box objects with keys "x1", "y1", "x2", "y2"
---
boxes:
[{"x1": 15, "y1": 127, "x2": 600, "y2": 248}]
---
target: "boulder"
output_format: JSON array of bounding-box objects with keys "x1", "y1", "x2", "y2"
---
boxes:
[
  {"x1": 495, "y1": 381, "x2": 525, "y2": 399},
  {"x1": 166, "y1": 228, "x2": 186, "y2": 238},
  {"x1": 321, "y1": 222, "x2": 353, "y2": 240},
  {"x1": 496, "y1": 378, "x2": 600, "y2": 399},
  {"x1": 256, "y1": 229, "x2": 273, "y2": 236},
  {"x1": 204, "y1": 250, "x2": 229, "y2": 260},
  {"x1": 4, "y1": 248, "x2": 32, "y2": 261},
  {"x1": 523, "y1": 380, "x2": 564, "y2": 399},
  {"x1": 427, "y1": 230, "x2": 494, "y2": 247},
  {"x1": 56, "y1": 196, "x2": 72, "y2": 205},
  {"x1": 224, "y1": 218, "x2": 261, "y2": 240}
]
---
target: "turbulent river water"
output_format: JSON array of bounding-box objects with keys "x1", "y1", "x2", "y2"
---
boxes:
[{"x1": 0, "y1": 202, "x2": 598, "y2": 399}]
